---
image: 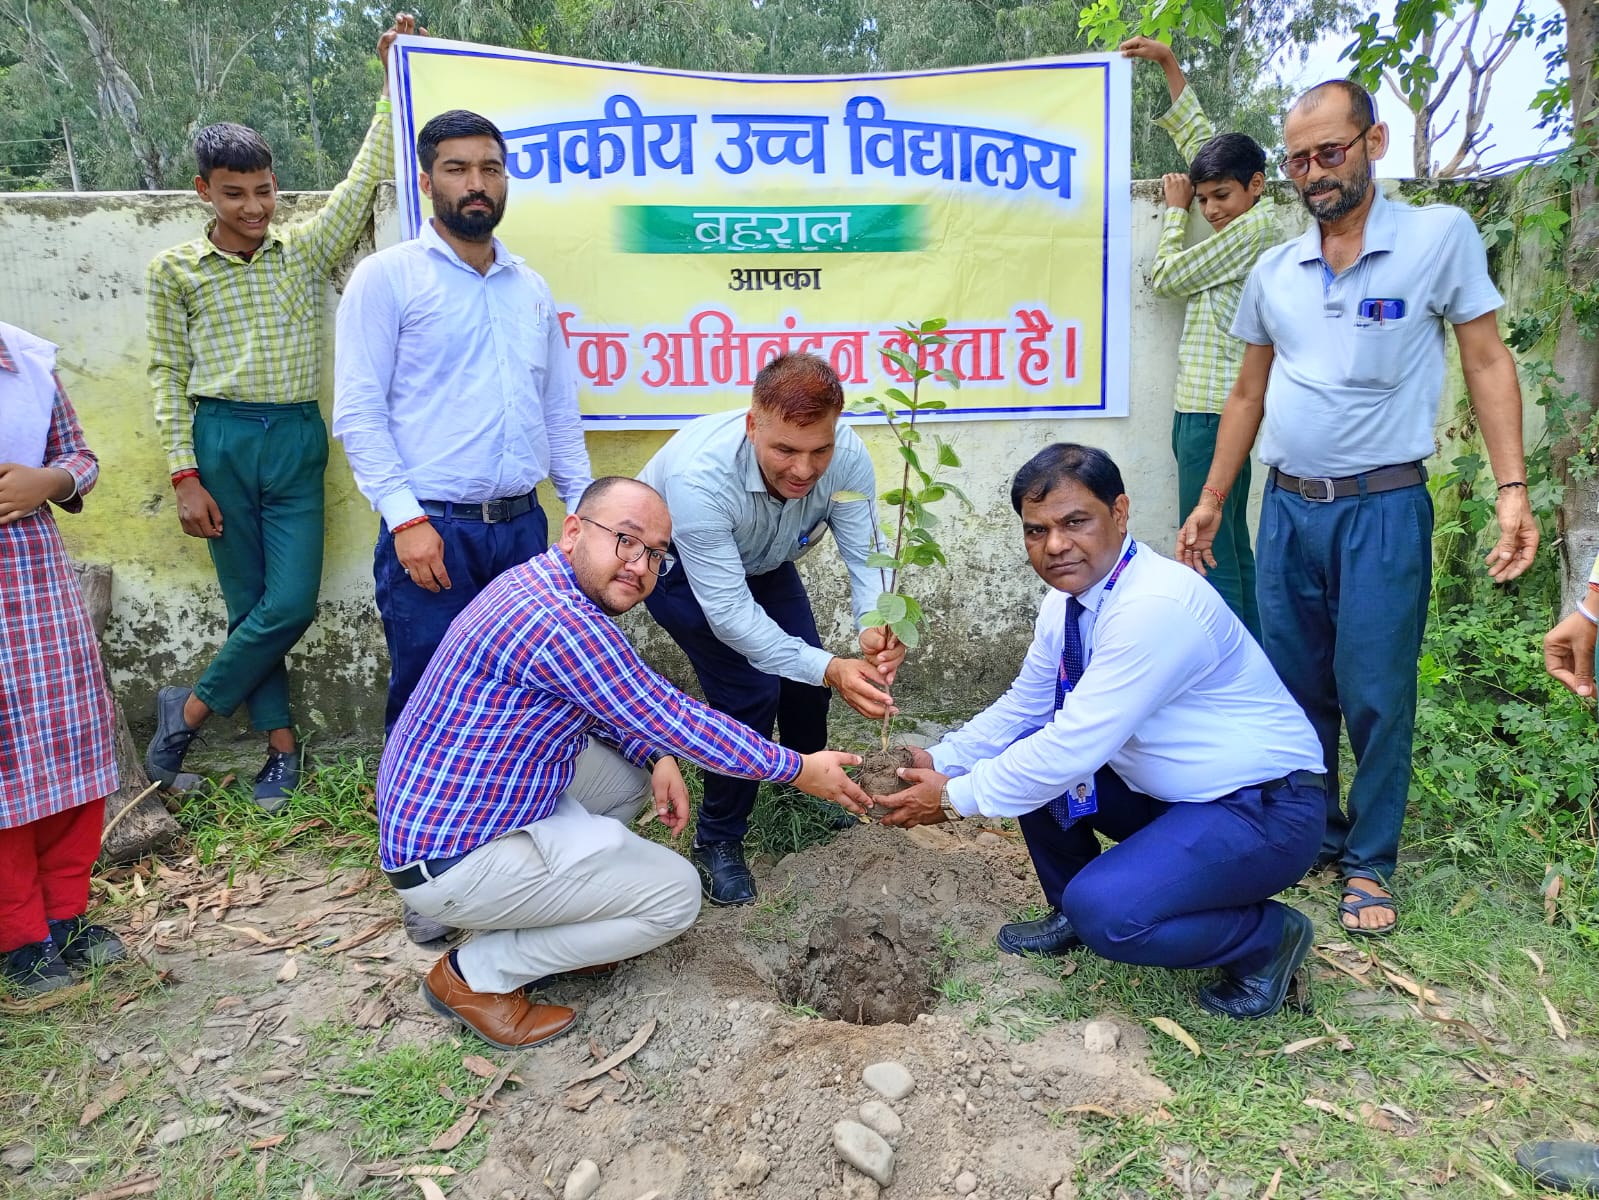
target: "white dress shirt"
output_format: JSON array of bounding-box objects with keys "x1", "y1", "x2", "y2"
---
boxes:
[
  {"x1": 932, "y1": 538, "x2": 1324, "y2": 818},
  {"x1": 333, "y1": 221, "x2": 592, "y2": 528}
]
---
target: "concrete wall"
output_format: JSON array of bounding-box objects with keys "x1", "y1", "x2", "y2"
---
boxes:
[{"x1": 0, "y1": 180, "x2": 1504, "y2": 748}]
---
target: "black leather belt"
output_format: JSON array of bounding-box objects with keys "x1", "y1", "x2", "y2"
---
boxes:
[
  {"x1": 417, "y1": 492, "x2": 538, "y2": 524},
  {"x1": 1262, "y1": 770, "x2": 1327, "y2": 792},
  {"x1": 1267, "y1": 463, "x2": 1425, "y2": 503},
  {"x1": 384, "y1": 851, "x2": 469, "y2": 891}
]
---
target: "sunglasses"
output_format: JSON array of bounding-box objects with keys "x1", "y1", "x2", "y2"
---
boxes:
[{"x1": 1280, "y1": 129, "x2": 1369, "y2": 180}]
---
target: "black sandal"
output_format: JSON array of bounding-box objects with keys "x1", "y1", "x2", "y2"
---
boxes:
[{"x1": 1338, "y1": 879, "x2": 1397, "y2": 937}]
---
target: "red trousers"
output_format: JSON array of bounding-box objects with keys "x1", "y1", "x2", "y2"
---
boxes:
[{"x1": 0, "y1": 797, "x2": 105, "y2": 953}]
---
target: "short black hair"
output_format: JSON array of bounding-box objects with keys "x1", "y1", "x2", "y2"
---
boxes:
[
  {"x1": 1294, "y1": 79, "x2": 1379, "y2": 131},
  {"x1": 417, "y1": 109, "x2": 507, "y2": 173},
  {"x1": 576, "y1": 476, "x2": 661, "y2": 516},
  {"x1": 1010, "y1": 443, "x2": 1126, "y2": 514},
  {"x1": 1189, "y1": 132, "x2": 1267, "y2": 188},
  {"x1": 194, "y1": 123, "x2": 273, "y2": 181}
]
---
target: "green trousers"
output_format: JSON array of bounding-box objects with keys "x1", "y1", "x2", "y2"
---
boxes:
[
  {"x1": 1172, "y1": 410, "x2": 1261, "y2": 641},
  {"x1": 191, "y1": 399, "x2": 326, "y2": 732}
]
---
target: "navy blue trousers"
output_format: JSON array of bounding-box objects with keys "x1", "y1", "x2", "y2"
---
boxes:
[
  {"x1": 373, "y1": 503, "x2": 548, "y2": 733},
  {"x1": 644, "y1": 561, "x2": 831, "y2": 844},
  {"x1": 1256, "y1": 479, "x2": 1431, "y2": 883},
  {"x1": 1018, "y1": 769, "x2": 1326, "y2": 975}
]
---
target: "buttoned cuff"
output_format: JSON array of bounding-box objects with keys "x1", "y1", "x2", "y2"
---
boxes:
[{"x1": 377, "y1": 489, "x2": 425, "y2": 530}]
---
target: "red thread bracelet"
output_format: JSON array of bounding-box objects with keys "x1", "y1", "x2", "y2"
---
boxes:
[
  {"x1": 391, "y1": 515, "x2": 430, "y2": 533},
  {"x1": 1201, "y1": 484, "x2": 1227, "y2": 506}
]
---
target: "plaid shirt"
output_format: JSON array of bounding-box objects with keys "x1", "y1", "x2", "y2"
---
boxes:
[
  {"x1": 377, "y1": 548, "x2": 804, "y2": 870},
  {"x1": 1150, "y1": 88, "x2": 1283, "y2": 415},
  {"x1": 146, "y1": 106, "x2": 392, "y2": 474},
  {"x1": 1, "y1": 326, "x2": 118, "y2": 828}
]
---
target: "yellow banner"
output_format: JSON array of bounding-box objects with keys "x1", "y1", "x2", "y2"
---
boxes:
[{"x1": 391, "y1": 39, "x2": 1131, "y2": 426}]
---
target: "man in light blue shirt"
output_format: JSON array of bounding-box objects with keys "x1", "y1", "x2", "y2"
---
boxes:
[
  {"x1": 638, "y1": 353, "x2": 900, "y2": 905},
  {"x1": 334, "y1": 108, "x2": 593, "y2": 944},
  {"x1": 877, "y1": 444, "x2": 1327, "y2": 1020},
  {"x1": 1177, "y1": 80, "x2": 1537, "y2": 936}
]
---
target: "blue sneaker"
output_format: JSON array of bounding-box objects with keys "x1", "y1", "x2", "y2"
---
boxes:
[{"x1": 253, "y1": 749, "x2": 299, "y2": 813}]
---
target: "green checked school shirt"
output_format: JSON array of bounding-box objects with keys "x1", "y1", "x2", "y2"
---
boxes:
[
  {"x1": 146, "y1": 105, "x2": 393, "y2": 474},
  {"x1": 1150, "y1": 88, "x2": 1283, "y2": 415}
]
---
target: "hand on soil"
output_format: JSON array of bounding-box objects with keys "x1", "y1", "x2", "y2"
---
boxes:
[
  {"x1": 796, "y1": 751, "x2": 870, "y2": 812},
  {"x1": 873, "y1": 766, "x2": 950, "y2": 827}
]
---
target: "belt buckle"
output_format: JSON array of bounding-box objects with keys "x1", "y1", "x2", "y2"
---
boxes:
[
  {"x1": 481, "y1": 500, "x2": 502, "y2": 524},
  {"x1": 1298, "y1": 476, "x2": 1336, "y2": 503}
]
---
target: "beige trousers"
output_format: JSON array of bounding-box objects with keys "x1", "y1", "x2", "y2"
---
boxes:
[{"x1": 398, "y1": 741, "x2": 701, "y2": 994}]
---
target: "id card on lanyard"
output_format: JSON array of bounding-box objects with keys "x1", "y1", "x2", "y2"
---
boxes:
[{"x1": 1054, "y1": 542, "x2": 1138, "y2": 820}]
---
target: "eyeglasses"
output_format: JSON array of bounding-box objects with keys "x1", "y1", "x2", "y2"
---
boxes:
[
  {"x1": 1280, "y1": 130, "x2": 1369, "y2": 179},
  {"x1": 580, "y1": 517, "x2": 675, "y2": 576}
]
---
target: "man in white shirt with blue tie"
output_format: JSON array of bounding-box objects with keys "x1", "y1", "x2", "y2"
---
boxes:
[
  {"x1": 334, "y1": 109, "x2": 592, "y2": 944},
  {"x1": 876, "y1": 444, "x2": 1327, "y2": 1019}
]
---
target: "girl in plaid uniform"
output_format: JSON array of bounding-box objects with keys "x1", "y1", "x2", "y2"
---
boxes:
[{"x1": 0, "y1": 321, "x2": 126, "y2": 995}]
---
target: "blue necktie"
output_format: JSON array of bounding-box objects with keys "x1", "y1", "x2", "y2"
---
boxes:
[{"x1": 1047, "y1": 596, "x2": 1087, "y2": 830}]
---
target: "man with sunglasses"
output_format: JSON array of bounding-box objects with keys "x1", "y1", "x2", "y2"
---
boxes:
[
  {"x1": 377, "y1": 476, "x2": 873, "y2": 1050},
  {"x1": 1177, "y1": 79, "x2": 1537, "y2": 936}
]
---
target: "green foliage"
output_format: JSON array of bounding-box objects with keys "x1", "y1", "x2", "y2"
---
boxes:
[
  {"x1": 0, "y1": 0, "x2": 1350, "y2": 190},
  {"x1": 852, "y1": 319, "x2": 968, "y2": 671}
]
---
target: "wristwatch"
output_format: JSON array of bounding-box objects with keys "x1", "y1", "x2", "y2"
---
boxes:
[{"x1": 938, "y1": 782, "x2": 961, "y2": 822}]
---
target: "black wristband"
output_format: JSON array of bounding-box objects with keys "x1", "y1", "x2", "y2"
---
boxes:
[{"x1": 1496, "y1": 481, "x2": 1527, "y2": 492}]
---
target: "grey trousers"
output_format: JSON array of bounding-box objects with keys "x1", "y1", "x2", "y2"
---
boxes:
[{"x1": 399, "y1": 741, "x2": 702, "y2": 994}]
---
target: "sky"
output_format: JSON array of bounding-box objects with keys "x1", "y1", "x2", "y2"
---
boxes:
[{"x1": 1281, "y1": 0, "x2": 1566, "y2": 176}]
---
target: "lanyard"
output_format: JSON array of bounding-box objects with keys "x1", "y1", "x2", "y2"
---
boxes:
[{"x1": 1056, "y1": 541, "x2": 1137, "y2": 706}]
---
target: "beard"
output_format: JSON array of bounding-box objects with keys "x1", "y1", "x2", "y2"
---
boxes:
[
  {"x1": 433, "y1": 190, "x2": 504, "y2": 240},
  {"x1": 1300, "y1": 170, "x2": 1371, "y2": 223}
]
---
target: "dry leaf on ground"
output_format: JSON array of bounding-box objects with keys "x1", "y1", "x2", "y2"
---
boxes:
[
  {"x1": 151, "y1": 1114, "x2": 228, "y2": 1146},
  {"x1": 462, "y1": 1055, "x2": 522, "y2": 1084},
  {"x1": 76, "y1": 1176, "x2": 161, "y2": 1200},
  {"x1": 79, "y1": 1067, "x2": 150, "y2": 1127},
  {"x1": 1521, "y1": 947, "x2": 1546, "y2": 976},
  {"x1": 1540, "y1": 993, "x2": 1570, "y2": 1040},
  {"x1": 564, "y1": 1017, "x2": 658, "y2": 1086},
  {"x1": 563, "y1": 1083, "x2": 605, "y2": 1112},
  {"x1": 275, "y1": 955, "x2": 299, "y2": 983},
  {"x1": 428, "y1": 1063, "x2": 514, "y2": 1152},
  {"x1": 412, "y1": 1180, "x2": 447, "y2": 1200},
  {"x1": 1147, "y1": 1016, "x2": 1202, "y2": 1057},
  {"x1": 325, "y1": 919, "x2": 396, "y2": 955},
  {"x1": 1262, "y1": 1166, "x2": 1283, "y2": 1200}
]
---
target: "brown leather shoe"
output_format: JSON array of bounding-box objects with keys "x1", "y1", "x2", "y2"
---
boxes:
[{"x1": 421, "y1": 954, "x2": 576, "y2": 1051}]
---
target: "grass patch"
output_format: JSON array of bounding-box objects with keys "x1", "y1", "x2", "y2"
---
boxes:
[{"x1": 175, "y1": 754, "x2": 382, "y2": 872}]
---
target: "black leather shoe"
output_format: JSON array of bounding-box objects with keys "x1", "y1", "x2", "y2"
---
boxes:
[
  {"x1": 3, "y1": 939, "x2": 74, "y2": 995},
  {"x1": 144, "y1": 685, "x2": 202, "y2": 786},
  {"x1": 996, "y1": 908, "x2": 1082, "y2": 957},
  {"x1": 48, "y1": 915, "x2": 126, "y2": 967},
  {"x1": 1197, "y1": 905, "x2": 1314, "y2": 1019},
  {"x1": 692, "y1": 841, "x2": 757, "y2": 906},
  {"x1": 1516, "y1": 1141, "x2": 1599, "y2": 1194}
]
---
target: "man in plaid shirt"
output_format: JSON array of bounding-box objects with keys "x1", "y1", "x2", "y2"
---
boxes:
[
  {"x1": 379, "y1": 476, "x2": 870, "y2": 1050},
  {"x1": 143, "y1": 15, "x2": 419, "y2": 808},
  {"x1": 1122, "y1": 37, "x2": 1281, "y2": 640}
]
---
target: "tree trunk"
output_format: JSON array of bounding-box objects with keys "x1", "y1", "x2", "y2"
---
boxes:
[
  {"x1": 59, "y1": 0, "x2": 164, "y2": 189},
  {"x1": 1553, "y1": 0, "x2": 1599, "y2": 607},
  {"x1": 71, "y1": 562, "x2": 182, "y2": 867}
]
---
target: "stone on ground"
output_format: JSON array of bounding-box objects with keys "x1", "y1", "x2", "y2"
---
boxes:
[
  {"x1": 862, "y1": 1060, "x2": 915, "y2": 1101},
  {"x1": 857, "y1": 1099, "x2": 903, "y2": 1138},
  {"x1": 832, "y1": 1119, "x2": 895, "y2": 1186},
  {"x1": 732, "y1": 1150, "x2": 771, "y2": 1188},
  {"x1": 1083, "y1": 1020, "x2": 1120, "y2": 1054},
  {"x1": 564, "y1": 1159, "x2": 601, "y2": 1200},
  {"x1": 955, "y1": 1169, "x2": 979, "y2": 1194}
]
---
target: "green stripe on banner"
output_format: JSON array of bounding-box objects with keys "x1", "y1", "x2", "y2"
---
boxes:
[{"x1": 616, "y1": 205, "x2": 923, "y2": 254}]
